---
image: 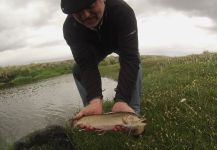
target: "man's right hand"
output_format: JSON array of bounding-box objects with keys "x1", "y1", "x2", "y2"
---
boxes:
[
  {"x1": 73, "y1": 98, "x2": 103, "y2": 120},
  {"x1": 73, "y1": 98, "x2": 103, "y2": 131}
]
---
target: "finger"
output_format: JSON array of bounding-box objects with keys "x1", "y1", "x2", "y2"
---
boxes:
[
  {"x1": 89, "y1": 126, "x2": 96, "y2": 131},
  {"x1": 121, "y1": 127, "x2": 128, "y2": 132},
  {"x1": 84, "y1": 124, "x2": 91, "y2": 130},
  {"x1": 113, "y1": 125, "x2": 121, "y2": 131},
  {"x1": 87, "y1": 127, "x2": 96, "y2": 132},
  {"x1": 113, "y1": 127, "x2": 118, "y2": 131},
  {"x1": 73, "y1": 111, "x2": 84, "y2": 120},
  {"x1": 83, "y1": 125, "x2": 95, "y2": 132},
  {"x1": 113, "y1": 125, "x2": 127, "y2": 132},
  {"x1": 80, "y1": 124, "x2": 85, "y2": 129},
  {"x1": 97, "y1": 130, "x2": 106, "y2": 135},
  {"x1": 95, "y1": 129, "x2": 104, "y2": 133}
]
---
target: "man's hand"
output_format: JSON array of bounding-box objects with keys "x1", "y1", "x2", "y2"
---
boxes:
[
  {"x1": 73, "y1": 98, "x2": 103, "y2": 131},
  {"x1": 74, "y1": 98, "x2": 103, "y2": 120},
  {"x1": 112, "y1": 101, "x2": 135, "y2": 132},
  {"x1": 112, "y1": 101, "x2": 135, "y2": 113}
]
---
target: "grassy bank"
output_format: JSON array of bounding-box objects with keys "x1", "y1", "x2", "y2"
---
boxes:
[
  {"x1": 1, "y1": 53, "x2": 217, "y2": 149},
  {"x1": 0, "y1": 56, "x2": 118, "y2": 89},
  {"x1": 0, "y1": 60, "x2": 73, "y2": 89},
  {"x1": 71, "y1": 52, "x2": 217, "y2": 149}
]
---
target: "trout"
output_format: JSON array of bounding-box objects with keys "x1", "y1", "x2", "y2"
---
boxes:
[{"x1": 72, "y1": 112, "x2": 147, "y2": 135}]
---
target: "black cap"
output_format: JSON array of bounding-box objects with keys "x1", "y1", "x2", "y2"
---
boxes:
[{"x1": 61, "y1": 0, "x2": 96, "y2": 14}]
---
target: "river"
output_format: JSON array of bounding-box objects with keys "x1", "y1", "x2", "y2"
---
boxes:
[{"x1": 0, "y1": 74, "x2": 117, "y2": 144}]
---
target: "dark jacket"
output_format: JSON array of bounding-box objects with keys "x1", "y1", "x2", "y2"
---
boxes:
[{"x1": 63, "y1": 0, "x2": 140, "y2": 104}]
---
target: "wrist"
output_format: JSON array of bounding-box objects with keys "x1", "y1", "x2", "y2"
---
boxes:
[
  {"x1": 114, "y1": 101, "x2": 127, "y2": 105},
  {"x1": 114, "y1": 99, "x2": 126, "y2": 103},
  {"x1": 89, "y1": 97, "x2": 103, "y2": 105}
]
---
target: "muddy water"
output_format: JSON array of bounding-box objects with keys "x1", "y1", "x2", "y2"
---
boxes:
[{"x1": 0, "y1": 74, "x2": 117, "y2": 143}]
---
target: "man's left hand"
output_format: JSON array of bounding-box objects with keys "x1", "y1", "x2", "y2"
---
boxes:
[{"x1": 111, "y1": 101, "x2": 135, "y2": 113}]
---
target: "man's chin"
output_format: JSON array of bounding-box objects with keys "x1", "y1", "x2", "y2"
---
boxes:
[
  {"x1": 83, "y1": 20, "x2": 99, "y2": 28},
  {"x1": 84, "y1": 23, "x2": 98, "y2": 29}
]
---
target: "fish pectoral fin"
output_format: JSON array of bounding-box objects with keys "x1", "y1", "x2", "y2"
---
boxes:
[
  {"x1": 95, "y1": 129, "x2": 103, "y2": 132},
  {"x1": 78, "y1": 128, "x2": 86, "y2": 132},
  {"x1": 96, "y1": 129, "x2": 106, "y2": 135}
]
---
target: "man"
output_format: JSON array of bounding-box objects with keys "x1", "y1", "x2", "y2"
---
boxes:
[{"x1": 61, "y1": 0, "x2": 142, "y2": 127}]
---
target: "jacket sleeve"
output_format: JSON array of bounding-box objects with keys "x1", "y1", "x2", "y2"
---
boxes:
[
  {"x1": 114, "y1": 5, "x2": 140, "y2": 104},
  {"x1": 63, "y1": 26, "x2": 103, "y2": 103}
]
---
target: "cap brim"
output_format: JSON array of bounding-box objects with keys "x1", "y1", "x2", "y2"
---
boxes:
[{"x1": 61, "y1": 0, "x2": 96, "y2": 14}]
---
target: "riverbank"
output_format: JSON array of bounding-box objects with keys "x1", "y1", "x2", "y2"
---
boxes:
[
  {"x1": 1, "y1": 53, "x2": 217, "y2": 149},
  {"x1": 0, "y1": 60, "x2": 73, "y2": 89},
  {"x1": 0, "y1": 56, "x2": 118, "y2": 89}
]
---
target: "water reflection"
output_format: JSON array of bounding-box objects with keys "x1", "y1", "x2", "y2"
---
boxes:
[{"x1": 0, "y1": 74, "x2": 117, "y2": 143}]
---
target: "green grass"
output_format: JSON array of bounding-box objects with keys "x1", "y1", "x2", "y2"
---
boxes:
[
  {"x1": 70, "y1": 52, "x2": 217, "y2": 150},
  {"x1": 1, "y1": 53, "x2": 217, "y2": 149},
  {"x1": 0, "y1": 56, "x2": 119, "y2": 89},
  {"x1": 0, "y1": 60, "x2": 73, "y2": 88},
  {"x1": 99, "y1": 63, "x2": 120, "y2": 80}
]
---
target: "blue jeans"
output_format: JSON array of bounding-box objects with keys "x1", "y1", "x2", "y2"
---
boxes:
[{"x1": 72, "y1": 64, "x2": 142, "y2": 114}]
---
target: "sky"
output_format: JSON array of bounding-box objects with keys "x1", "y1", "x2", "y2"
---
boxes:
[{"x1": 0, "y1": 0, "x2": 217, "y2": 66}]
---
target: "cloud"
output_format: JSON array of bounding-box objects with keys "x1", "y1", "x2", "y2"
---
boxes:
[
  {"x1": 125, "y1": 0, "x2": 217, "y2": 32},
  {"x1": 148, "y1": 0, "x2": 217, "y2": 30},
  {"x1": 150, "y1": 0, "x2": 217, "y2": 17},
  {"x1": 0, "y1": 0, "x2": 217, "y2": 66},
  {"x1": 137, "y1": 11, "x2": 217, "y2": 55},
  {"x1": 135, "y1": 0, "x2": 217, "y2": 19},
  {"x1": 0, "y1": 45, "x2": 72, "y2": 67},
  {"x1": 34, "y1": 40, "x2": 64, "y2": 48},
  {"x1": 124, "y1": 0, "x2": 161, "y2": 16},
  {"x1": 0, "y1": 0, "x2": 63, "y2": 52}
]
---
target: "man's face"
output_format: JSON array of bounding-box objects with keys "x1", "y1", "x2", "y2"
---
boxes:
[{"x1": 72, "y1": 0, "x2": 105, "y2": 28}]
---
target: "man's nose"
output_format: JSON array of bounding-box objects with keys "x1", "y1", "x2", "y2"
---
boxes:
[{"x1": 81, "y1": 9, "x2": 91, "y2": 18}]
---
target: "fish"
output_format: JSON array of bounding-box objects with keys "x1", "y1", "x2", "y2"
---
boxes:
[{"x1": 72, "y1": 112, "x2": 147, "y2": 135}]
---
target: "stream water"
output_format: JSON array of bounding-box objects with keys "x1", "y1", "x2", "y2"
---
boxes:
[{"x1": 0, "y1": 74, "x2": 117, "y2": 144}]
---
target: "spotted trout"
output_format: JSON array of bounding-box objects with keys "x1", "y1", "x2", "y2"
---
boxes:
[{"x1": 72, "y1": 112, "x2": 147, "y2": 135}]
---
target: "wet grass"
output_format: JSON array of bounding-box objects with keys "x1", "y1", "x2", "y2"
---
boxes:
[{"x1": 1, "y1": 52, "x2": 217, "y2": 149}]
